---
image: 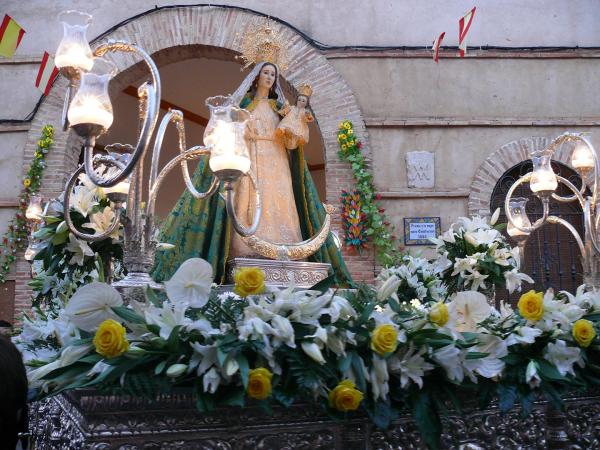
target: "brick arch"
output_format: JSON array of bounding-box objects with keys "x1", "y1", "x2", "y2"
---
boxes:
[
  {"x1": 467, "y1": 137, "x2": 576, "y2": 217},
  {"x1": 15, "y1": 6, "x2": 374, "y2": 306}
]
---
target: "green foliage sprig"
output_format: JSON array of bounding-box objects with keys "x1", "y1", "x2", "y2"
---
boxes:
[
  {"x1": 0, "y1": 125, "x2": 54, "y2": 284},
  {"x1": 337, "y1": 120, "x2": 401, "y2": 265}
]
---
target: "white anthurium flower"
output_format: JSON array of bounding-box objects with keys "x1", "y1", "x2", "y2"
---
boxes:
[
  {"x1": 270, "y1": 315, "x2": 295, "y2": 348},
  {"x1": 164, "y1": 258, "x2": 213, "y2": 308},
  {"x1": 505, "y1": 326, "x2": 543, "y2": 346},
  {"x1": 301, "y1": 341, "x2": 326, "y2": 364},
  {"x1": 504, "y1": 268, "x2": 534, "y2": 294},
  {"x1": 64, "y1": 282, "x2": 123, "y2": 332},
  {"x1": 371, "y1": 355, "x2": 390, "y2": 401},
  {"x1": 388, "y1": 345, "x2": 434, "y2": 389},
  {"x1": 432, "y1": 344, "x2": 464, "y2": 383},
  {"x1": 543, "y1": 340, "x2": 583, "y2": 377},
  {"x1": 464, "y1": 229, "x2": 501, "y2": 248},
  {"x1": 203, "y1": 367, "x2": 221, "y2": 394},
  {"x1": 447, "y1": 291, "x2": 492, "y2": 333},
  {"x1": 145, "y1": 302, "x2": 190, "y2": 340},
  {"x1": 525, "y1": 360, "x2": 541, "y2": 388},
  {"x1": 82, "y1": 206, "x2": 120, "y2": 241},
  {"x1": 490, "y1": 208, "x2": 501, "y2": 226},
  {"x1": 377, "y1": 275, "x2": 401, "y2": 302},
  {"x1": 189, "y1": 342, "x2": 218, "y2": 376},
  {"x1": 65, "y1": 234, "x2": 95, "y2": 266},
  {"x1": 70, "y1": 185, "x2": 97, "y2": 218}
]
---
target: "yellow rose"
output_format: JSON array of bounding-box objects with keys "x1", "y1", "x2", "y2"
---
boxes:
[
  {"x1": 344, "y1": 122, "x2": 352, "y2": 130},
  {"x1": 572, "y1": 319, "x2": 596, "y2": 347},
  {"x1": 93, "y1": 319, "x2": 129, "y2": 359},
  {"x1": 339, "y1": 133, "x2": 347, "y2": 140},
  {"x1": 328, "y1": 380, "x2": 363, "y2": 412},
  {"x1": 429, "y1": 302, "x2": 449, "y2": 327},
  {"x1": 234, "y1": 267, "x2": 266, "y2": 297},
  {"x1": 348, "y1": 129, "x2": 354, "y2": 135},
  {"x1": 23, "y1": 178, "x2": 31, "y2": 187},
  {"x1": 370, "y1": 324, "x2": 398, "y2": 355},
  {"x1": 517, "y1": 290, "x2": 544, "y2": 321},
  {"x1": 247, "y1": 367, "x2": 273, "y2": 400},
  {"x1": 341, "y1": 144, "x2": 347, "y2": 150}
]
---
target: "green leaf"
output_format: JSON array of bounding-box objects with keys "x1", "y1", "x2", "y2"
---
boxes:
[
  {"x1": 351, "y1": 353, "x2": 367, "y2": 393},
  {"x1": 411, "y1": 390, "x2": 441, "y2": 450},
  {"x1": 220, "y1": 388, "x2": 245, "y2": 407},
  {"x1": 238, "y1": 353, "x2": 249, "y2": 388},
  {"x1": 465, "y1": 352, "x2": 490, "y2": 360},
  {"x1": 536, "y1": 359, "x2": 567, "y2": 382},
  {"x1": 155, "y1": 360, "x2": 167, "y2": 375},
  {"x1": 497, "y1": 384, "x2": 518, "y2": 413},
  {"x1": 338, "y1": 352, "x2": 353, "y2": 373},
  {"x1": 368, "y1": 400, "x2": 397, "y2": 429},
  {"x1": 112, "y1": 306, "x2": 146, "y2": 324}
]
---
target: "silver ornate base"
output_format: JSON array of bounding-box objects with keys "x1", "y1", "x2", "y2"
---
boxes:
[
  {"x1": 112, "y1": 271, "x2": 163, "y2": 302},
  {"x1": 28, "y1": 389, "x2": 600, "y2": 449},
  {"x1": 227, "y1": 258, "x2": 331, "y2": 288}
]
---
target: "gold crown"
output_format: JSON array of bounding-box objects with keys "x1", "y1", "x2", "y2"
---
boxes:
[
  {"x1": 237, "y1": 18, "x2": 289, "y2": 72},
  {"x1": 298, "y1": 83, "x2": 313, "y2": 98}
]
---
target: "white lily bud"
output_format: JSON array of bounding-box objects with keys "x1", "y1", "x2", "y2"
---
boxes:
[
  {"x1": 525, "y1": 360, "x2": 541, "y2": 388},
  {"x1": 166, "y1": 363, "x2": 188, "y2": 378},
  {"x1": 56, "y1": 220, "x2": 68, "y2": 234},
  {"x1": 377, "y1": 275, "x2": 401, "y2": 302},
  {"x1": 224, "y1": 357, "x2": 240, "y2": 376},
  {"x1": 301, "y1": 341, "x2": 326, "y2": 364},
  {"x1": 126, "y1": 345, "x2": 146, "y2": 357},
  {"x1": 490, "y1": 208, "x2": 501, "y2": 226}
]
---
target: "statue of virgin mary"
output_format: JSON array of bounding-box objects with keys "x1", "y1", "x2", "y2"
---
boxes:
[{"x1": 152, "y1": 24, "x2": 352, "y2": 287}]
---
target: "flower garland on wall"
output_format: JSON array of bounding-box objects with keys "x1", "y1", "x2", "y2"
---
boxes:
[
  {"x1": 0, "y1": 125, "x2": 54, "y2": 284},
  {"x1": 337, "y1": 120, "x2": 401, "y2": 265},
  {"x1": 340, "y1": 189, "x2": 368, "y2": 251}
]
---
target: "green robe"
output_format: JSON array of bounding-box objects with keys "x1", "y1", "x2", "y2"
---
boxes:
[{"x1": 151, "y1": 95, "x2": 353, "y2": 287}]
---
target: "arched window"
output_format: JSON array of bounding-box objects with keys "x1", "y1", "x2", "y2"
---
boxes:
[{"x1": 490, "y1": 161, "x2": 585, "y2": 304}]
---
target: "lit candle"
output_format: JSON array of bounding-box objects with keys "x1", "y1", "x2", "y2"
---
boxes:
[
  {"x1": 68, "y1": 95, "x2": 114, "y2": 129},
  {"x1": 207, "y1": 120, "x2": 251, "y2": 174},
  {"x1": 55, "y1": 44, "x2": 94, "y2": 71},
  {"x1": 530, "y1": 170, "x2": 558, "y2": 193},
  {"x1": 571, "y1": 141, "x2": 595, "y2": 170}
]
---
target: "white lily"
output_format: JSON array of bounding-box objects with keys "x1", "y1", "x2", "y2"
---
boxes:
[
  {"x1": 164, "y1": 258, "x2": 213, "y2": 308},
  {"x1": 377, "y1": 275, "x2": 401, "y2": 302},
  {"x1": 144, "y1": 301, "x2": 190, "y2": 340},
  {"x1": 505, "y1": 326, "x2": 543, "y2": 346},
  {"x1": 464, "y1": 229, "x2": 501, "y2": 247},
  {"x1": 65, "y1": 234, "x2": 95, "y2": 266},
  {"x1": 82, "y1": 206, "x2": 120, "y2": 241},
  {"x1": 203, "y1": 367, "x2": 221, "y2": 393},
  {"x1": 543, "y1": 339, "x2": 583, "y2": 377},
  {"x1": 504, "y1": 268, "x2": 534, "y2": 294},
  {"x1": 64, "y1": 282, "x2": 123, "y2": 332},
  {"x1": 189, "y1": 342, "x2": 218, "y2": 376},
  {"x1": 58, "y1": 344, "x2": 93, "y2": 366},
  {"x1": 270, "y1": 314, "x2": 295, "y2": 348},
  {"x1": 463, "y1": 334, "x2": 507, "y2": 381},
  {"x1": 388, "y1": 345, "x2": 434, "y2": 389},
  {"x1": 70, "y1": 185, "x2": 96, "y2": 218},
  {"x1": 432, "y1": 344, "x2": 464, "y2": 383}
]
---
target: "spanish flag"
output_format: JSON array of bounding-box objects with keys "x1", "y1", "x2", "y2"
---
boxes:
[{"x1": 0, "y1": 14, "x2": 25, "y2": 58}]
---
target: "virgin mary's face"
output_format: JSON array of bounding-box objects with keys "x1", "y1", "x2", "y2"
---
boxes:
[{"x1": 258, "y1": 64, "x2": 276, "y2": 90}]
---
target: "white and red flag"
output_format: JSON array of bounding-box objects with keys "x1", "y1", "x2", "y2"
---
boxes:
[
  {"x1": 432, "y1": 31, "x2": 445, "y2": 63},
  {"x1": 458, "y1": 7, "x2": 476, "y2": 57},
  {"x1": 35, "y1": 51, "x2": 59, "y2": 96}
]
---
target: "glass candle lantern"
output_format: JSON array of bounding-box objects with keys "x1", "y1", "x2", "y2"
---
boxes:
[
  {"x1": 507, "y1": 197, "x2": 532, "y2": 237},
  {"x1": 571, "y1": 139, "x2": 595, "y2": 170},
  {"x1": 55, "y1": 11, "x2": 94, "y2": 72},
  {"x1": 204, "y1": 96, "x2": 251, "y2": 177},
  {"x1": 68, "y1": 57, "x2": 117, "y2": 133},
  {"x1": 530, "y1": 149, "x2": 558, "y2": 194},
  {"x1": 25, "y1": 195, "x2": 43, "y2": 221}
]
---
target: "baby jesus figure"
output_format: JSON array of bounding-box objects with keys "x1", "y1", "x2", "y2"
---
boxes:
[{"x1": 276, "y1": 83, "x2": 314, "y2": 150}]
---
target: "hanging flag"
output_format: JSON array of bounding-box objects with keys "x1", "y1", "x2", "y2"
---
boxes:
[
  {"x1": 458, "y1": 7, "x2": 476, "y2": 57},
  {"x1": 432, "y1": 31, "x2": 445, "y2": 63},
  {"x1": 35, "y1": 51, "x2": 59, "y2": 96},
  {"x1": 0, "y1": 14, "x2": 25, "y2": 58}
]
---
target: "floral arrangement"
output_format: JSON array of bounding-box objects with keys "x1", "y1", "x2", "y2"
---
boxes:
[
  {"x1": 13, "y1": 248, "x2": 600, "y2": 449},
  {"x1": 0, "y1": 125, "x2": 53, "y2": 284},
  {"x1": 337, "y1": 120, "x2": 401, "y2": 265},
  {"x1": 27, "y1": 169, "x2": 124, "y2": 306},
  {"x1": 430, "y1": 211, "x2": 533, "y2": 297},
  {"x1": 340, "y1": 189, "x2": 368, "y2": 251}
]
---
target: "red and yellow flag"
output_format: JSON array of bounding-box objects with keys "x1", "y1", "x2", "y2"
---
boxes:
[{"x1": 0, "y1": 14, "x2": 25, "y2": 58}]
